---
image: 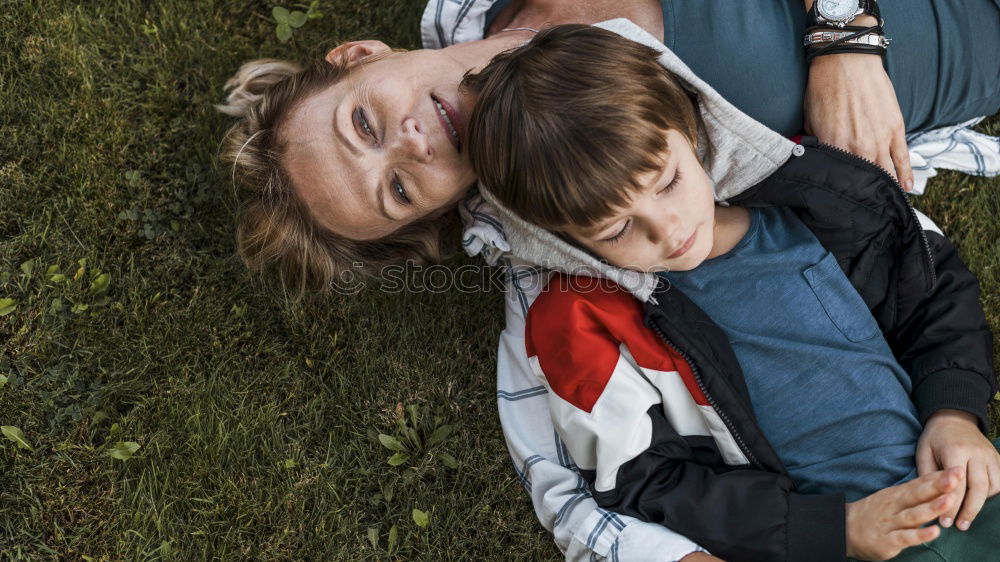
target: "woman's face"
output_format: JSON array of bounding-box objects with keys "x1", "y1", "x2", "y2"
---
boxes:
[{"x1": 281, "y1": 41, "x2": 479, "y2": 240}]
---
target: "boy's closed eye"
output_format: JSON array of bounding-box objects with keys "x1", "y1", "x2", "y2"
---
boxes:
[
  {"x1": 599, "y1": 169, "x2": 684, "y2": 245},
  {"x1": 604, "y1": 219, "x2": 632, "y2": 245}
]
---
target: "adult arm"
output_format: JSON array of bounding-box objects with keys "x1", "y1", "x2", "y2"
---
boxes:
[
  {"x1": 801, "y1": 0, "x2": 915, "y2": 190},
  {"x1": 495, "y1": 263, "x2": 710, "y2": 561}
]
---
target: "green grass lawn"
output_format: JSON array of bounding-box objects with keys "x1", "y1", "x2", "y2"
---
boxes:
[{"x1": 1, "y1": 1, "x2": 998, "y2": 559}]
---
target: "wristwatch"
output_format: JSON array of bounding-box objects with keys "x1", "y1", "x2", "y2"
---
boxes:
[{"x1": 808, "y1": 0, "x2": 882, "y2": 28}]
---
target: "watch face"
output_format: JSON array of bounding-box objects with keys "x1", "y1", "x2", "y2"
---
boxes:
[{"x1": 818, "y1": 0, "x2": 858, "y2": 21}]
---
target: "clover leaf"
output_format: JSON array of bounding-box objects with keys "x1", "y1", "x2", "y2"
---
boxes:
[{"x1": 273, "y1": 6, "x2": 309, "y2": 42}]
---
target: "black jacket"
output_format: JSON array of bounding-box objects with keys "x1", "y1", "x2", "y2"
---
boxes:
[{"x1": 586, "y1": 139, "x2": 997, "y2": 561}]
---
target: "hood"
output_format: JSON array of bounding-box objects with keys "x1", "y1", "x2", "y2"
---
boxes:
[{"x1": 474, "y1": 18, "x2": 798, "y2": 302}]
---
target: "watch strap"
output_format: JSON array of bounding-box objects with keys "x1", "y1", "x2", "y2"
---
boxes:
[{"x1": 803, "y1": 30, "x2": 889, "y2": 48}]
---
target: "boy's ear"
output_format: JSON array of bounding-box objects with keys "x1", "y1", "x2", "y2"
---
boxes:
[{"x1": 325, "y1": 41, "x2": 392, "y2": 68}]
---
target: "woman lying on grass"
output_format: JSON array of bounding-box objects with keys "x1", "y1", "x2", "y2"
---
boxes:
[
  {"x1": 217, "y1": 0, "x2": 1000, "y2": 297},
  {"x1": 217, "y1": 1, "x2": 1000, "y2": 558},
  {"x1": 463, "y1": 23, "x2": 1000, "y2": 561}
]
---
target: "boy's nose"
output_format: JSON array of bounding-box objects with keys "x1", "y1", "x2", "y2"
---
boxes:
[{"x1": 646, "y1": 218, "x2": 676, "y2": 245}]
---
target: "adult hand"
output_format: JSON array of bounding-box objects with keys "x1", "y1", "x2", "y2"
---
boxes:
[
  {"x1": 803, "y1": 52, "x2": 915, "y2": 191},
  {"x1": 916, "y1": 409, "x2": 1000, "y2": 531},
  {"x1": 846, "y1": 467, "x2": 961, "y2": 560}
]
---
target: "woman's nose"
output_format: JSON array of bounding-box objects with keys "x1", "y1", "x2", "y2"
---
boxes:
[{"x1": 394, "y1": 116, "x2": 432, "y2": 163}]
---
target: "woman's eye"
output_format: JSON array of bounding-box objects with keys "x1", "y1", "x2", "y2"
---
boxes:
[
  {"x1": 391, "y1": 175, "x2": 411, "y2": 205},
  {"x1": 356, "y1": 108, "x2": 377, "y2": 144}
]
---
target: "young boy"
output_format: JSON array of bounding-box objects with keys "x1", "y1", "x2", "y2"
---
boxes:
[{"x1": 463, "y1": 24, "x2": 1000, "y2": 561}]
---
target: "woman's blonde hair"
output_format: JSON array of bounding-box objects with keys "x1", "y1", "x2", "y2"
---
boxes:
[{"x1": 217, "y1": 56, "x2": 458, "y2": 301}]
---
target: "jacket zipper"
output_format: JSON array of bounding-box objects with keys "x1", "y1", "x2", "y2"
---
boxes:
[
  {"x1": 810, "y1": 141, "x2": 937, "y2": 288},
  {"x1": 646, "y1": 317, "x2": 766, "y2": 472}
]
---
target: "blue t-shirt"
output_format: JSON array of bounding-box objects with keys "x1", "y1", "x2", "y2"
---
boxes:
[{"x1": 663, "y1": 206, "x2": 921, "y2": 501}]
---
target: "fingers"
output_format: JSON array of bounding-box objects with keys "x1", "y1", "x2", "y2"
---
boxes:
[
  {"x1": 877, "y1": 150, "x2": 898, "y2": 183},
  {"x1": 955, "y1": 465, "x2": 991, "y2": 530},
  {"x1": 914, "y1": 436, "x2": 955, "y2": 527},
  {"x1": 891, "y1": 467, "x2": 962, "y2": 515},
  {"x1": 916, "y1": 440, "x2": 937, "y2": 477},
  {"x1": 889, "y1": 125, "x2": 914, "y2": 191},
  {"x1": 936, "y1": 465, "x2": 967, "y2": 528},
  {"x1": 897, "y1": 492, "x2": 953, "y2": 528},
  {"x1": 889, "y1": 524, "x2": 941, "y2": 552},
  {"x1": 988, "y1": 460, "x2": 1000, "y2": 497},
  {"x1": 918, "y1": 467, "x2": 963, "y2": 499},
  {"x1": 847, "y1": 139, "x2": 899, "y2": 186},
  {"x1": 849, "y1": 472, "x2": 956, "y2": 561}
]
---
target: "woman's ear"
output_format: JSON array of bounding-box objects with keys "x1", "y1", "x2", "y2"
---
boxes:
[{"x1": 325, "y1": 40, "x2": 392, "y2": 68}]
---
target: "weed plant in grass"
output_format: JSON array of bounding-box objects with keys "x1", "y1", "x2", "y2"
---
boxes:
[{"x1": 1, "y1": 1, "x2": 998, "y2": 560}]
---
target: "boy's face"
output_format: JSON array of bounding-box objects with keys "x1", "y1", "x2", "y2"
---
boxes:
[{"x1": 563, "y1": 130, "x2": 716, "y2": 273}]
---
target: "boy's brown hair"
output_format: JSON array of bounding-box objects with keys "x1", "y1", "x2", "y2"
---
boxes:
[{"x1": 463, "y1": 24, "x2": 703, "y2": 230}]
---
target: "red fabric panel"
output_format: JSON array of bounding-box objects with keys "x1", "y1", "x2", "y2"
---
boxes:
[{"x1": 526, "y1": 274, "x2": 709, "y2": 412}]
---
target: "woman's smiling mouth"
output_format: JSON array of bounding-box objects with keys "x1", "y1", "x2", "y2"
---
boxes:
[{"x1": 431, "y1": 95, "x2": 462, "y2": 152}]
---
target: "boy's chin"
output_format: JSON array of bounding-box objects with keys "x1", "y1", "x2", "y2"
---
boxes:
[
  {"x1": 650, "y1": 262, "x2": 701, "y2": 274},
  {"x1": 641, "y1": 258, "x2": 705, "y2": 274},
  {"x1": 654, "y1": 247, "x2": 711, "y2": 273}
]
